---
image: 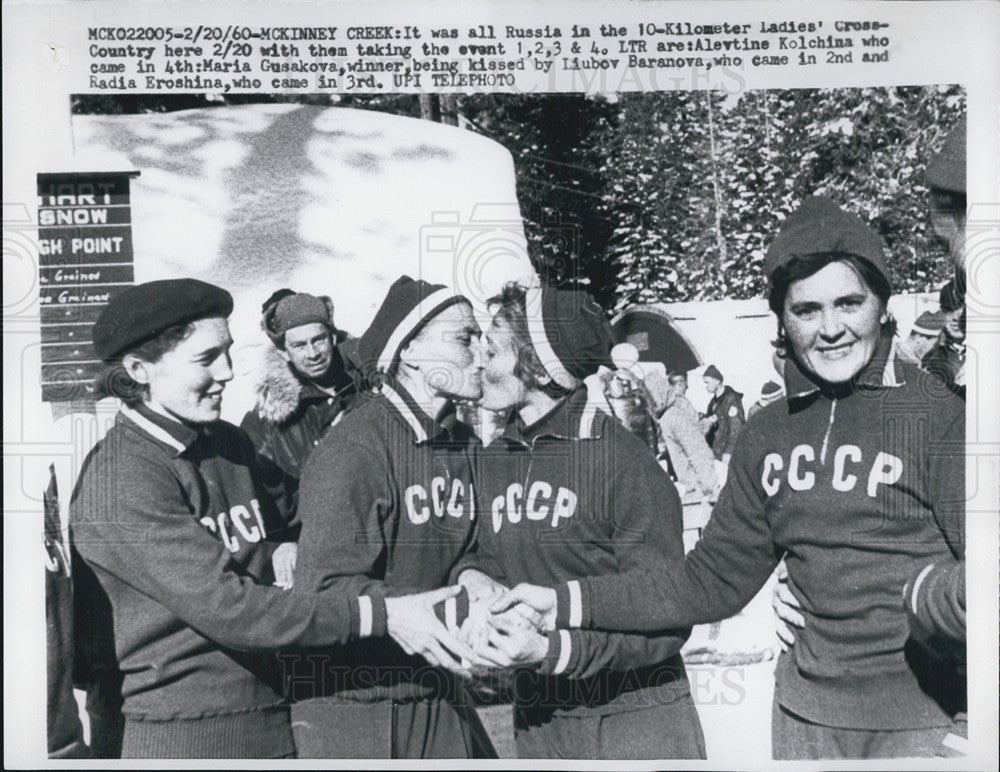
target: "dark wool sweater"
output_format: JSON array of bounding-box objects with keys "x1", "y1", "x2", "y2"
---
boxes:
[
  {"x1": 291, "y1": 380, "x2": 479, "y2": 703},
  {"x1": 71, "y1": 404, "x2": 386, "y2": 758},
  {"x1": 459, "y1": 385, "x2": 693, "y2": 716},
  {"x1": 553, "y1": 339, "x2": 965, "y2": 730}
]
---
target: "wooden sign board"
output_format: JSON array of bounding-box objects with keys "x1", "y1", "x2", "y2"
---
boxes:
[{"x1": 37, "y1": 172, "x2": 138, "y2": 402}]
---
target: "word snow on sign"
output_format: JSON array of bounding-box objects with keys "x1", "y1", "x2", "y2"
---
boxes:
[{"x1": 37, "y1": 171, "x2": 139, "y2": 403}]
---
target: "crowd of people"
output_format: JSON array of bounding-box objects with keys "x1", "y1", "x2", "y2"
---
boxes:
[{"x1": 53, "y1": 119, "x2": 968, "y2": 761}]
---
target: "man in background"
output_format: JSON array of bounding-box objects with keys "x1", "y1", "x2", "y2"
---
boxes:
[
  {"x1": 658, "y1": 372, "x2": 718, "y2": 503},
  {"x1": 241, "y1": 290, "x2": 358, "y2": 586},
  {"x1": 921, "y1": 279, "x2": 965, "y2": 396},
  {"x1": 700, "y1": 364, "x2": 745, "y2": 465}
]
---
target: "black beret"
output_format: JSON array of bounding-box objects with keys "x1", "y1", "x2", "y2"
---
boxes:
[
  {"x1": 92, "y1": 279, "x2": 234, "y2": 361},
  {"x1": 764, "y1": 195, "x2": 890, "y2": 288}
]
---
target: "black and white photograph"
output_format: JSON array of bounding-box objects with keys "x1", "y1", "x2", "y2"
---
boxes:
[{"x1": 4, "y1": 1, "x2": 998, "y2": 768}]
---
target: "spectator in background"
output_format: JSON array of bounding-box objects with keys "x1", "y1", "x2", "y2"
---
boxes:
[
  {"x1": 658, "y1": 372, "x2": 718, "y2": 502},
  {"x1": 895, "y1": 310, "x2": 945, "y2": 366},
  {"x1": 240, "y1": 291, "x2": 358, "y2": 587},
  {"x1": 921, "y1": 279, "x2": 965, "y2": 397},
  {"x1": 747, "y1": 380, "x2": 785, "y2": 420},
  {"x1": 926, "y1": 117, "x2": 967, "y2": 287},
  {"x1": 923, "y1": 117, "x2": 967, "y2": 396},
  {"x1": 700, "y1": 364, "x2": 745, "y2": 464}
]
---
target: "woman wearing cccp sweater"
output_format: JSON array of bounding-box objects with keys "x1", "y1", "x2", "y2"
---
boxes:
[
  {"x1": 494, "y1": 197, "x2": 966, "y2": 759},
  {"x1": 455, "y1": 283, "x2": 705, "y2": 759},
  {"x1": 71, "y1": 279, "x2": 475, "y2": 759}
]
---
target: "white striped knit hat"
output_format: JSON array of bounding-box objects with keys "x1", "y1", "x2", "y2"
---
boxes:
[
  {"x1": 522, "y1": 284, "x2": 614, "y2": 389},
  {"x1": 357, "y1": 276, "x2": 467, "y2": 377}
]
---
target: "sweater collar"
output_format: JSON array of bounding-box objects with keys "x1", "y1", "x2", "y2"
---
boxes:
[
  {"x1": 120, "y1": 403, "x2": 203, "y2": 456},
  {"x1": 501, "y1": 380, "x2": 607, "y2": 445},
  {"x1": 380, "y1": 377, "x2": 451, "y2": 445},
  {"x1": 784, "y1": 334, "x2": 905, "y2": 400}
]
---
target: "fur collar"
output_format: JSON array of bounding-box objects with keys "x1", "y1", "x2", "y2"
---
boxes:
[{"x1": 253, "y1": 345, "x2": 309, "y2": 425}]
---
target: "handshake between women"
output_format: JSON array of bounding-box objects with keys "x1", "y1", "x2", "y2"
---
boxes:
[{"x1": 382, "y1": 571, "x2": 560, "y2": 677}]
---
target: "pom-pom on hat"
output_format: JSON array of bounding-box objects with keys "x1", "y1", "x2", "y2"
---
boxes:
[
  {"x1": 925, "y1": 117, "x2": 966, "y2": 195},
  {"x1": 357, "y1": 276, "x2": 467, "y2": 377},
  {"x1": 764, "y1": 196, "x2": 890, "y2": 288},
  {"x1": 910, "y1": 310, "x2": 946, "y2": 337},
  {"x1": 92, "y1": 278, "x2": 233, "y2": 361},
  {"x1": 522, "y1": 284, "x2": 614, "y2": 389}
]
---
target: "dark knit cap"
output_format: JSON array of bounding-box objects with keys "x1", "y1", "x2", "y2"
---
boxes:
[
  {"x1": 357, "y1": 276, "x2": 467, "y2": 376},
  {"x1": 925, "y1": 117, "x2": 966, "y2": 194},
  {"x1": 910, "y1": 310, "x2": 945, "y2": 337},
  {"x1": 92, "y1": 278, "x2": 233, "y2": 361},
  {"x1": 524, "y1": 284, "x2": 613, "y2": 388},
  {"x1": 703, "y1": 364, "x2": 723, "y2": 382},
  {"x1": 261, "y1": 290, "x2": 335, "y2": 345},
  {"x1": 939, "y1": 278, "x2": 963, "y2": 313},
  {"x1": 764, "y1": 196, "x2": 890, "y2": 288}
]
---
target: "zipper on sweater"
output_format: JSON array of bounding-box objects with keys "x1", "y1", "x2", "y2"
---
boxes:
[{"x1": 819, "y1": 398, "x2": 837, "y2": 465}]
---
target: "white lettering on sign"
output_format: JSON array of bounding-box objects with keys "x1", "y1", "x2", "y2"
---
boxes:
[{"x1": 39, "y1": 209, "x2": 109, "y2": 226}]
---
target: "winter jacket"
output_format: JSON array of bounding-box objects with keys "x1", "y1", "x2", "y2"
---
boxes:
[
  {"x1": 658, "y1": 395, "x2": 718, "y2": 496},
  {"x1": 240, "y1": 345, "x2": 357, "y2": 485},
  {"x1": 703, "y1": 384, "x2": 745, "y2": 460},
  {"x1": 291, "y1": 379, "x2": 479, "y2": 704},
  {"x1": 71, "y1": 404, "x2": 387, "y2": 758},
  {"x1": 550, "y1": 336, "x2": 965, "y2": 731},
  {"x1": 458, "y1": 385, "x2": 693, "y2": 717}
]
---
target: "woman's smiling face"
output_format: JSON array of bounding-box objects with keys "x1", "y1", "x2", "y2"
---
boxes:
[{"x1": 782, "y1": 260, "x2": 885, "y2": 384}]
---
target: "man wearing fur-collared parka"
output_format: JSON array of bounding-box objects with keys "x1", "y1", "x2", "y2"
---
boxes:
[{"x1": 241, "y1": 290, "x2": 358, "y2": 485}]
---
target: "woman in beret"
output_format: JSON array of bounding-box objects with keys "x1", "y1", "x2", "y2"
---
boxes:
[
  {"x1": 70, "y1": 279, "x2": 477, "y2": 759},
  {"x1": 494, "y1": 197, "x2": 966, "y2": 759}
]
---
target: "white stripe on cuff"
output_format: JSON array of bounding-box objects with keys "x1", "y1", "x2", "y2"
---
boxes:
[
  {"x1": 567, "y1": 580, "x2": 582, "y2": 628},
  {"x1": 358, "y1": 595, "x2": 373, "y2": 637},
  {"x1": 909, "y1": 563, "x2": 936, "y2": 615},
  {"x1": 553, "y1": 629, "x2": 572, "y2": 675}
]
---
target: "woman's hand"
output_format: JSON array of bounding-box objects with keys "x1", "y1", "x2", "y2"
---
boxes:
[
  {"x1": 386, "y1": 586, "x2": 492, "y2": 675},
  {"x1": 772, "y1": 562, "x2": 805, "y2": 651},
  {"x1": 490, "y1": 583, "x2": 557, "y2": 632},
  {"x1": 271, "y1": 542, "x2": 297, "y2": 589},
  {"x1": 457, "y1": 568, "x2": 508, "y2": 603}
]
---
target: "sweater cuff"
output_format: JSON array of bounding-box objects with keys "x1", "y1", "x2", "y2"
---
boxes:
[
  {"x1": 354, "y1": 593, "x2": 387, "y2": 639},
  {"x1": 537, "y1": 629, "x2": 579, "y2": 677},
  {"x1": 555, "y1": 579, "x2": 589, "y2": 629}
]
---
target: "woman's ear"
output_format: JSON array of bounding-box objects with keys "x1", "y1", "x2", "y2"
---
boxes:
[{"x1": 122, "y1": 353, "x2": 151, "y2": 385}]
